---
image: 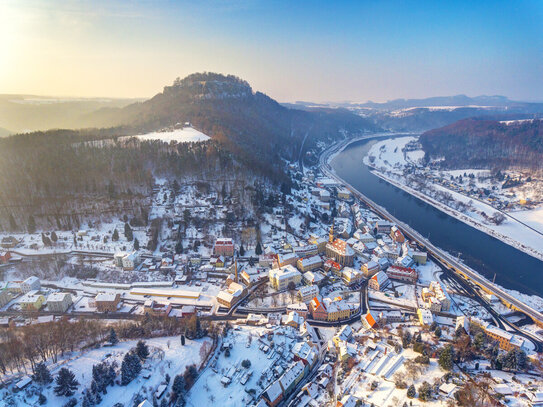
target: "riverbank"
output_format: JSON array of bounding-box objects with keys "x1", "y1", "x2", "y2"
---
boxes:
[
  {"x1": 369, "y1": 168, "x2": 543, "y2": 262},
  {"x1": 360, "y1": 136, "x2": 543, "y2": 261},
  {"x1": 325, "y1": 134, "x2": 543, "y2": 304}
]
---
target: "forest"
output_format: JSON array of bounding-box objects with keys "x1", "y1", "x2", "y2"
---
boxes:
[
  {"x1": 420, "y1": 118, "x2": 543, "y2": 171},
  {"x1": 0, "y1": 129, "x2": 237, "y2": 231}
]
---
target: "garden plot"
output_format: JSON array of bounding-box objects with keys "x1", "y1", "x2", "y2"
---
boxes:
[{"x1": 187, "y1": 326, "x2": 298, "y2": 407}]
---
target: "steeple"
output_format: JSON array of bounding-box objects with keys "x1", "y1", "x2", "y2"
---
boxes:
[{"x1": 329, "y1": 221, "x2": 334, "y2": 243}]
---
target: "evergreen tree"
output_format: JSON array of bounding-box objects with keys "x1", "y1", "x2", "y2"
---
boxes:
[
  {"x1": 418, "y1": 381, "x2": 432, "y2": 401},
  {"x1": 54, "y1": 368, "x2": 79, "y2": 397},
  {"x1": 402, "y1": 331, "x2": 412, "y2": 348},
  {"x1": 434, "y1": 326, "x2": 442, "y2": 338},
  {"x1": 91, "y1": 380, "x2": 102, "y2": 403},
  {"x1": 121, "y1": 352, "x2": 142, "y2": 385},
  {"x1": 112, "y1": 229, "x2": 119, "y2": 241},
  {"x1": 172, "y1": 374, "x2": 186, "y2": 397},
  {"x1": 160, "y1": 398, "x2": 168, "y2": 407},
  {"x1": 474, "y1": 332, "x2": 485, "y2": 349},
  {"x1": 28, "y1": 215, "x2": 36, "y2": 233},
  {"x1": 42, "y1": 233, "x2": 52, "y2": 246},
  {"x1": 33, "y1": 361, "x2": 53, "y2": 385},
  {"x1": 108, "y1": 328, "x2": 119, "y2": 345},
  {"x1": 255, "y1": 241, "x2": 262, "y2": 255},
  {"x1": 136, "y1": 340, "x2": 150, "y2": 360},
  {"x1": 239, "y1": 244, "x2": 245, "y2": 257},
  {"x1": 180, "y1": 335, "x2": 186, "y2": 346},
  {"x1": 134, "y1": 238, "x2": 140, "y2": 251},
  {"x1": 81, "y1": 390, "x2": 93, "y2": 407},
  {"x1": 175, "y1": 240, "x2": 183, "y2": 254},
  {"x1": 51, "y1": 231, "x2": 58, "y2": 242},
  {"x1": 38, "y1": 393, "x2": 47, "y2": 405},
  {"x1": 124, "y1": 223, "x2": 133, "y2": 241},
  {"x1": 63, "y1": 398, "x2": 77, "y2": 407},
  {"x1": 407, "y1": 384, "x2": 416, "y2": 398},
  {"x1": 438, "y1": 345, "x2": 454, "y2": 371}
]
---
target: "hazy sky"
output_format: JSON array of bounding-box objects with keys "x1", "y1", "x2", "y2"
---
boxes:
[{"x1": 1, "y1": 0, "x2": 542, "y2": 102}]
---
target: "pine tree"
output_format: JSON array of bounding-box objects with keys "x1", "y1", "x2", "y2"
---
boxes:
[
  {"x1": 81, "y1": 390, "x2": 93, "y2": 407},
  {"x1": 175, "y1": 240, "x2": 183, "y2": 254},
  {"x1": 42, "y1": 233, "x2": 52, "y2": 246},
  {"x1": 108, "y1": 328, "x2": 119, "y2": 345},
  {"x1": 438, "y1": 344, "x2": 454, "y2": 371},
  {"x1": 124, "y1": 223, "x2": 133, "y2": 241},
  {"x1": 239, "y1": 244, "x2": 245, "y2": 256},
  {"x1": 434, "y1": 326, "x2": 442, "y2": 338},
  {"x1": 255, "y1": 241, "x2": 262, "y2": 255},
  {"x1": 112, "y1": 229, "x2": 119, "y2": 241},
  {"x1": 91, "y1": 380, "x2": 102, "y2": 403},
  {"x1": 51, "y1": 231, "x2": 58, "y2": 242},
  {"x1": 136, "y1": 340, "x2": 150, "y2": 360},
  {"x1": 180, "y1": 335, "x2": 186, "y2": 346},
  {"x1": 172, "y1": 374, "x2": 186, "y2": 397},
  {"x1": 407, "y1": 384, "x2": 416, "y2": 398},
  {"x1": 121, "y1": 352, "x2": 142, "y2": 385},
  {"x1": 134, "y1": 238, "x2": 140, "y2": 251},
  {"x1": 54, "y1": 368, "x2": 79, "y2": 397},
  {"x1": 38, "y1": 393, "x2": 47, "y2": 405},
  {"x1": 33, "y1": 361, "x2": 53, "y2": 385}
]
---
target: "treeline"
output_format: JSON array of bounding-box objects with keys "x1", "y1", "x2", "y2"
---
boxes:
[
  {"x1": 0, "y1": 129, "x2": 237, "y2": 231},
  {"x1": 0, "y1": 314, "x2": 211, "y2": 377},
  {"x1": 420, "y1": 118, "x2": 543, "y2": 170}
]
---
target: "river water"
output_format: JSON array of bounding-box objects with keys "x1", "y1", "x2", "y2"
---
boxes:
[{"x1": 331, "y1": 137, "x2": 543, "y2": 297}]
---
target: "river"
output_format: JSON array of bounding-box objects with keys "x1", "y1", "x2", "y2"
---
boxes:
[{"x1": 330, "y1": 137, "x2": 543, "y2": 297}]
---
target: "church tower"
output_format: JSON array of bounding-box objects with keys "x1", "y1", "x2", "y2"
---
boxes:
[{"x1": 329, "y1": 221, "x2": 334, "y2": 243}]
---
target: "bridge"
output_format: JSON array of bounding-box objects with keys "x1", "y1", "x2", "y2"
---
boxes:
[{"x1": 319, "y1": 136, "x2": 543, "y2": 329}]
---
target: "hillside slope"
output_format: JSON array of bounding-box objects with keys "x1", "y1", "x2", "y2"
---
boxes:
[
  {"x1": 420, "y1": 118, "x2": 543, "y2": 170},
  {"x1": 83, "y1": 73, "x2": 378, "y2": 176}
]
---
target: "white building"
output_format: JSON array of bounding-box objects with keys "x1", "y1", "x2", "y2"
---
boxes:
[
  {"x1": 21, "y1": 276, "x2": 40, "y2": 293},
  {"x1": 46, "y1": 292, "x2": 73, "y2": 313}
]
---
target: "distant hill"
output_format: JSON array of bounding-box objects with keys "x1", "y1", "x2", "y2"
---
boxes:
[
  {"x1": 0, "y1": 95, "x2": 141, "y2": 133},
  {"x1": 294, "y1": 95, "x2": 543, "y2": 132},
  {"x1": 0, "y1": 127, "x2": 11, "y2": 137},
  {"x1": 420, "y1": 118, "x2": 543, "y2": 170},
  {"x1": 82, "y1": 72, "x2": 379, "y2": 177}
]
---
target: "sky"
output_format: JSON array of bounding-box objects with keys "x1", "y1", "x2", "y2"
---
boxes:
[{"x1": 1, "y1": 0, "x2": 542, "y2": 103}]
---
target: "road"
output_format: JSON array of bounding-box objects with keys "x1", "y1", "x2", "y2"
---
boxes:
[{"x1": 319, "y1": 135, "x2": 543, "y2": 347}]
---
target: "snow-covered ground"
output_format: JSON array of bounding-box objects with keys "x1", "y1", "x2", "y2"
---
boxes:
[
  {"x1": 187, "y1": 325, "x2": 301, "y2": 407},
  {"x1": 130, "y1": 127, "x2": 210, "y2": 144},
  {"x1": 0, "y1": 336, "x2": 211, "y2": 407}
]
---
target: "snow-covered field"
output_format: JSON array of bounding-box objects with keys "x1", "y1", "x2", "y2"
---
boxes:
[
  {"x1": 0, "y1": 336, "x2": 211, "y2": 407},
  {"x1": 131, "y1": 127, "x2": 210, "y2": 144}
]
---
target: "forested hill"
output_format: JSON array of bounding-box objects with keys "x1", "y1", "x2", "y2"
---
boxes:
[
  {"x1": 420, "y1": 118, "x2": 543, "y2": 170},
  {"x1": 83, "y1": 73, "x2": 379, "y2": 175}
]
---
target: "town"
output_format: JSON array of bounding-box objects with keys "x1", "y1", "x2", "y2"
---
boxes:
[{"x1": 1, "y1": 138, "x2": 542, "y2": 407}]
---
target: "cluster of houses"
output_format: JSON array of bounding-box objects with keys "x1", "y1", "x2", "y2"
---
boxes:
[
  {"x1": 457, "y1": 315, "x2": 528, "y2": 352},
  {"x1": 0, "y1": 276, "x2": 74, "y2": 313}
]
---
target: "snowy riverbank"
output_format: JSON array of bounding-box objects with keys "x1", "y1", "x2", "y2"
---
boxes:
[{"x1": 363, "y1": 137, "x2": 543, "y2": 261}]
